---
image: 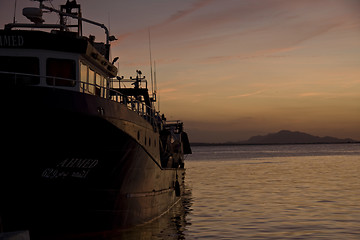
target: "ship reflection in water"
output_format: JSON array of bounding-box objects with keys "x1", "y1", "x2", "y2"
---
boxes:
[
  {"x1": 115, "y1": 188, "x2": 193, "y2": 240},
  {"x1": 43, "y1": 187, "x2": 193, "y2": 240},
  {"x1": 117, "y1": 188, "x2": 193, "y2": 240}
]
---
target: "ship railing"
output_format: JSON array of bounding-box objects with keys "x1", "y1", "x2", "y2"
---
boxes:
[
  {"x1": 164, "y1": 120, "x2": 184, "y2": 134},
  {"x1": 0, "y1": 70, "x2": 41, "y2": 85},
  {"x1": 110, "y1": 77, "x2": 148, "y2": 89},
  {"x1": 108, "y1": 87, "x2": 161, "y2": 129},
  {"x1": 0, "y1": 70, "x2": 161, "y2": 130}
]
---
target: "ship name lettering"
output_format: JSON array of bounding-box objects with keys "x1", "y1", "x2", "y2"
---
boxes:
[
  {"x1": 42, "y1": 168, "x2": 58, "y2": 179},
  {"x1": 0, "y1": 35, "x2": 24, "y2": 47},
  {"x1": 57, "y1": 158, "x2": 98, "y2": 169}
]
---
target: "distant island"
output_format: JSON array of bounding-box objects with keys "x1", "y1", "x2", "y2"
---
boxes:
[
  {"x1": 192, "y1": 130, "x2": 359, "y2": 146},
  {"x1": 240, "y1": 130, "x2": 358, "y2": 144}
]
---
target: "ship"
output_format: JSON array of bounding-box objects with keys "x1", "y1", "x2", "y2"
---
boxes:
[{"x1": 0, "y1": 0, "x2": 191, "y2": 238}]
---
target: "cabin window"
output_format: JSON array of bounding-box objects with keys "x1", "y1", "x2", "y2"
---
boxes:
[
  {"x1": 80, "y1": 62, "x2": 88, "y2": 92},
  {"x1": 88, "y1": 68, "x2": 95, "y2": 94},
  {"x1": 0, "y1": 56, "x2": 40, "y2": 85},
  {"x1": 46, "y1": 58, "x2": 76, "y2": 87},
  {"x1": 95, "y1": 73, "x2": 102, "y2": 96},
  {"x1": 103, "y1": 77, "x2": 108, "y2": 98},
  {"x1": 79, "y1": 61, "x2": 108, "y2": 97}
]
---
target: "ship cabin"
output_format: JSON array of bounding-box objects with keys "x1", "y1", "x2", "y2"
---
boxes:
[
  {"x1": 0, "y1": 29, "x2": 117, "y2": 97},
  {"x1": 0, "y1": 28, "x2": 158, "y2": 126},
  {"x1": 0, "y1": 0, "x2": 118, "y2": 99}
]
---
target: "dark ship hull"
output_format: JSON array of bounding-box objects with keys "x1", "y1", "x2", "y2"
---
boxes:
[{"x1": 0, "y1": 86, "x2": 185, "y2": 238}]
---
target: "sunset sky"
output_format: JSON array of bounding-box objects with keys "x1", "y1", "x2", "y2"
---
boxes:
[{"x1": 1, "y1": 0, "x2": 360, "y2": 142}]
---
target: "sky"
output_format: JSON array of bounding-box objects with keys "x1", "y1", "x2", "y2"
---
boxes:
[{"x1": 1, "y1": 0, "x2": 360, "y2": 142}]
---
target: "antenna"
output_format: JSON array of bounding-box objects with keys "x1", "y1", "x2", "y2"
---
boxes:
[
  {"x1": 154, "y1": 61, "x2": 160, "y2": 111},
  {"x1": 108, "y1": 12, "x2": 111, "y2": 33},
  {"x1": 108, "y1": 11, "x2": 111, "y2": 60},
  {"x1": 154, "y1": 60, "x2": 157, "y2": 94},
  {"x1": 148, "y1": 28, "x2": 154, "y2": 95},
  {"x1": 13, "y1": 0, "x2": 17, "y2": 24}
]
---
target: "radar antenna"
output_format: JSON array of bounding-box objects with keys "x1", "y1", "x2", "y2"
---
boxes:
[
  {"x1": 5, "y1": 0, "x2": 117, "y2": 60},
  {"x1": 30, "y1": 0, "x2": 52, "y2": 4}
]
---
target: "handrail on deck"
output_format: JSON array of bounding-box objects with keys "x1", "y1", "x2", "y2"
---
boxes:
[{"x1": 0, "y1": 71, "x2": 161, "y2": 130}]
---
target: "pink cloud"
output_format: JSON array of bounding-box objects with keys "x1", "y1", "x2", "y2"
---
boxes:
[
  {"x1": 164, "y1": 0, "x2": 214, "y2": 25},
  {"x1": 113, "y1": 0, "x2": 214, "y2": 42}
]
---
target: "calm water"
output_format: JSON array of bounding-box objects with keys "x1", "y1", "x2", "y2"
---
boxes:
[{"x1": 116, "y1": 144, "x2": 360, "y2": 239}]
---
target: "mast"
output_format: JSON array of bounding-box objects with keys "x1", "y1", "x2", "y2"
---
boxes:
[{"x1": 60, "y1": 0, "x2": 82, "y2": 36}]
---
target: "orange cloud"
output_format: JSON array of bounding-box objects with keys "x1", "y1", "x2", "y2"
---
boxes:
[
  {"x1": 228, "y1": 90, "x2": 264, "y2": 99},
  {"x1": 164, "y1": 0, "x2": 214, "y2": 25},
  {"x1": 298, "y1": 92, "x2": 360, "y2": 98},
  {"x1": 158, "y1": 88, "x2": 177, "y2": 94}
]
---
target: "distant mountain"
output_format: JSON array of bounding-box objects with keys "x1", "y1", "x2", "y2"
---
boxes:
[{"x1": 241, "y1": 130, "x2": 357, "y2": 145}]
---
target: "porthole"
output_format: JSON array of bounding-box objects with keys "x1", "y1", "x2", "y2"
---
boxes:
[{"x1": 137, "y1": 131, "x2": 140, "y2": 141}]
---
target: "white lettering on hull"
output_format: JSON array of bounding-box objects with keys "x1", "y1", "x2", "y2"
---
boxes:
[
  {"x1": 42, "y1": 158, "x2": 99, "y2": 179},
  {"x1": 57, "y1": 158, "x2": 98, "y2": 168}
]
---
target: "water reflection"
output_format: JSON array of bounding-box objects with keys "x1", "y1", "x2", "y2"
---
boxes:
[
  {"x1": 185, "y1": 145, "x2": 360, "y2": 239},
  {"x1": 113, "y1": 187, "x2": 193, "y2": 240},
  {"x1": 34, "y1": 186, "x2": 192, "y2": 240}
]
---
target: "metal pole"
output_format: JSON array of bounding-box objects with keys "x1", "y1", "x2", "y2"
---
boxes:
[{"x1": 41, "y1": 4, "x2": 110, "y2": 45}]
